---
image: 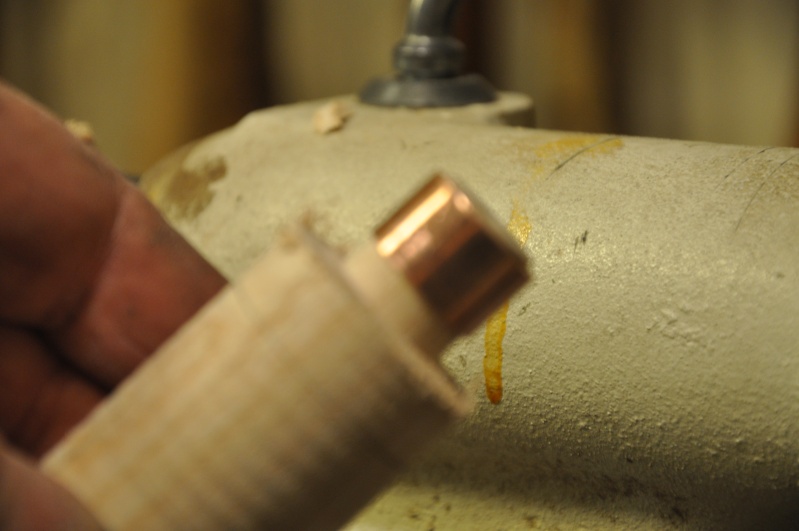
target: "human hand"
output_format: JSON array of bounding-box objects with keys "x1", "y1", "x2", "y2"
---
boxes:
[{"x1": 0, "y1": 82, "x2": 227, "y2": 529}]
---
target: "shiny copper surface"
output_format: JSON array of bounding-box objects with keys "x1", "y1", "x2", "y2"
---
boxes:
[{"x1": 375, "y1": 174, "x2": 529, "y2": 335}]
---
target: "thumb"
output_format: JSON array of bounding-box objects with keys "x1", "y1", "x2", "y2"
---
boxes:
[{"x1": 0, "y1": 439, "x2": 101, "y2": 531}]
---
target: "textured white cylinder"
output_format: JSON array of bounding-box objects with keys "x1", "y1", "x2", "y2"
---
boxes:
[{"x1": 42, "y1": 227, "x2": 469, "y2": 530}]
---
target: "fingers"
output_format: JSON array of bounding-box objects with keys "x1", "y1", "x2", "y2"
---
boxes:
[
  {"x1": 0, "y1": 81, "x2": 120, "y2": 330},
  {"x1": 0, "y1": 82, "x2": 226, "y2": 530},
  {"x1": 0, "y1": 80, "x2": 227, "y2": 388},
  {"x1": 0, "y1": 438, "x2": 102, "y2": 530},
  {"x1": 0, "y1": 327, "x2": 103, "y2": 458},
  {"x1": 52, "y1": 182, "x2": 228, "y2": 388}
]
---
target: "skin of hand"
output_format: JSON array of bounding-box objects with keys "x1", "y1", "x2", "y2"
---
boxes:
[{"x1": 0, "y1": 82, "x2": 227, "y2": 529}]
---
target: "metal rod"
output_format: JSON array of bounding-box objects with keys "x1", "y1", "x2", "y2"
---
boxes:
[{"x1": 359, "y1": 0, "x2": 496, "y2": 107}]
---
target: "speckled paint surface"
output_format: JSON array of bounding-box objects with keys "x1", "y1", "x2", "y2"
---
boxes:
[{"x1": 142, "y1": 95, "x2": 799, "y2": 530}]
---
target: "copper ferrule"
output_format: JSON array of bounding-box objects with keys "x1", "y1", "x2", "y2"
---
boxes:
[{"x1": 375, "y1": 174, "x2": 529, "y2": 335}]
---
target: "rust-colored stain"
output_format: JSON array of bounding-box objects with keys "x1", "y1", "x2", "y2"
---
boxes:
[{"x1": 483, "y1": 135, "x2": 623, "y2": 404}]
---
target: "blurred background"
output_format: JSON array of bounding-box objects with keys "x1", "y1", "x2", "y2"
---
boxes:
[{"x1": 1, "y1": 0, "x2": 797, "y2": 173}]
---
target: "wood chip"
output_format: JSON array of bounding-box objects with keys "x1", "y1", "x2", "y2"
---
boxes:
[
  {"x1": 64, "y1": 119, "x2": 95, "y2": 145},
  {"x1": 313, "y1": 101, "x2": 352, "y2": 134}
]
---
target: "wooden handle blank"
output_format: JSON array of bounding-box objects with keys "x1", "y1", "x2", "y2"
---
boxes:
[
  {"x1": 42, "y1": 226, "x2": 470, "y2": 530},
  {"x1": 42, "y1": 174, "x2": 529, "y2": 530}
]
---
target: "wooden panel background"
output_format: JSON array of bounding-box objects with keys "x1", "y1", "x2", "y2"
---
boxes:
[{"x1": 1, "y1": 0, "x2": 796, "y2": 172}]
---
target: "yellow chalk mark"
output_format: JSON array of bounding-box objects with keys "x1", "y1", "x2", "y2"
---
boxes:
[
  {"x1": 588, "y1": 137, "x2": 624, "y2": 155},
  {"x1": 533, "y1": 135, "x2": 605, "y2": 158},
  {"x1": 482, "y1": 135, "x2": 622, "y2": 404},
  {"x1": 484, "y1": 300, "x2": 509, "y2": 404},
  {"x1": 507, "y1": 203, "x2": 532, "y2": 244},
  {"x1": 483, "y1": 204, "x2": 531, "y2": 404},
  {"x1": 530, "y1": 134, "x2": 622, "y2": 158},
  {"x1": 508, "y1": 134, "x2": 624, "y2": 188}
]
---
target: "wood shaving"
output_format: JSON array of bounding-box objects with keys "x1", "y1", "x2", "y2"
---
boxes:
[
  {"x1": 64, "y1": 119, "x2": 95, "y2": 145},
  {"x1": 312, "y1": 100, "x2": 352, "y2": 134}
]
